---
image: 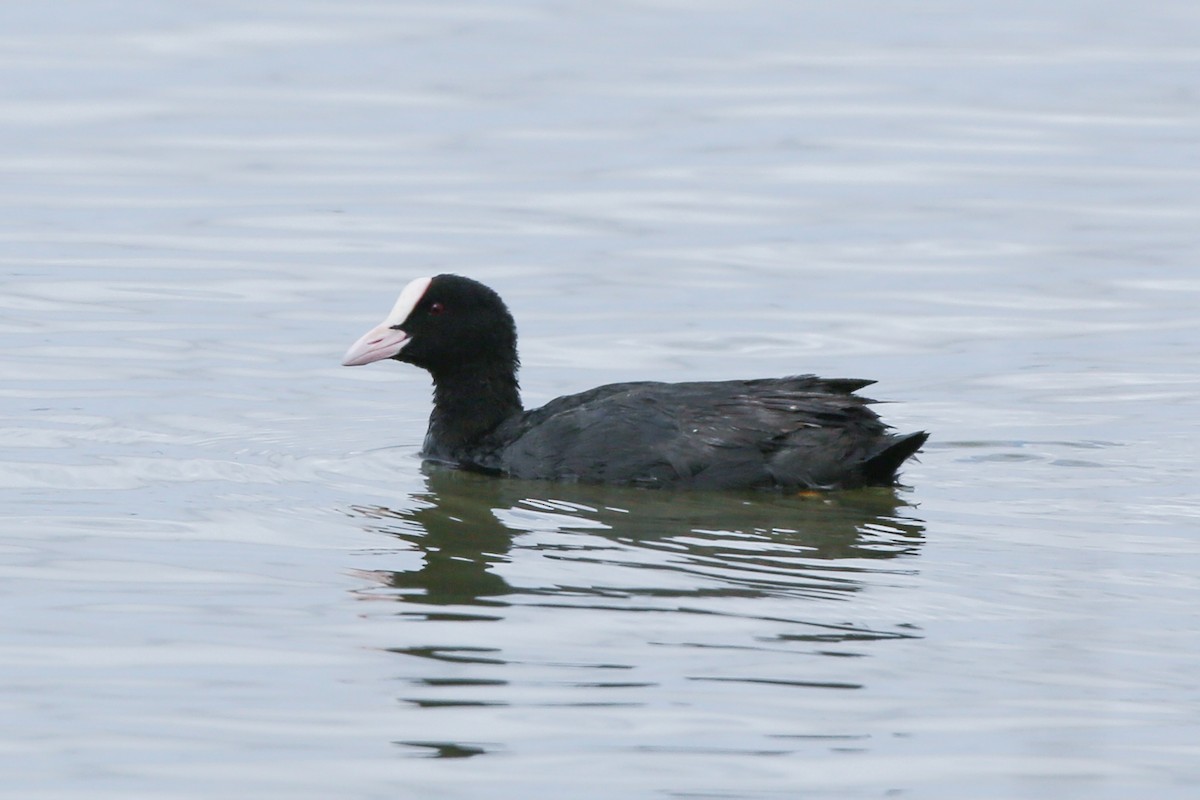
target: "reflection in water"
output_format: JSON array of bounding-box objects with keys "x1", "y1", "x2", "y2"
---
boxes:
[
  {"x1": 350, "y1": 464, "x2": 925, "y2": 610},
  {"x1": 348, "y1": 467, "x2": 926, "y2": 758}
]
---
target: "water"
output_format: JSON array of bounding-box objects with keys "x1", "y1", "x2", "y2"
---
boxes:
[{"x1": 3, "y1": 1, "x2": 1199, "y2": 797}]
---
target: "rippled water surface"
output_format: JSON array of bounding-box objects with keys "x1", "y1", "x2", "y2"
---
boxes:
[{"x1": 3, "y1": 1, "x2": 1199, "y2": 798}]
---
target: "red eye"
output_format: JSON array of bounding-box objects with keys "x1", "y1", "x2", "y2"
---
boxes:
[{"x1": 429, "y1": 302, "x2": 446, "y2": 316}]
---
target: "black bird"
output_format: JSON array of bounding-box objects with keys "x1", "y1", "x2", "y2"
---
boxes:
[{"x1": 342, "y1": 274, "x2": 928, "y2": 490}]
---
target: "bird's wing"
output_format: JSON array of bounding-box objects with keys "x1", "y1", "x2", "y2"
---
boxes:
[{"x1": 490, "y1": 377, "x2": 897, "y2": 489}]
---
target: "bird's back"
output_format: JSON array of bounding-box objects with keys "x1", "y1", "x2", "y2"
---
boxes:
[{"x1": 471, "y1": 376, "x2": 926, "y2": 490}]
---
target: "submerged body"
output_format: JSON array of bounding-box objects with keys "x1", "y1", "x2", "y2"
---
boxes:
[{"x1": 343, "y1": 275, "x2": 928, "y2": 490}]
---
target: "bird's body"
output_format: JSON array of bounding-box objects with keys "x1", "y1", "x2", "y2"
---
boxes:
[
  {"x1": 343, "y1": 275, "x2": 927, "y2": 490},
  {"x1": 441, "y1": 377, "x2": 925, "y2": 490}
]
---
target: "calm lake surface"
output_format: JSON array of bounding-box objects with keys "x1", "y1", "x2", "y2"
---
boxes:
[{"x1": 3, "y1": 1, "x2": 1199, "y2": 798}]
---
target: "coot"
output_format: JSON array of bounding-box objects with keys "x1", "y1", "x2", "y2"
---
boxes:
[{"x1": 342, "y1": 274, "x2": 928, "y2": 490}]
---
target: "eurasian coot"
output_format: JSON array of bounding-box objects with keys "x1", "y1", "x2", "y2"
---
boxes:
[{"x1": 342, "y1": 274, "x2": 928, "y2": 490}]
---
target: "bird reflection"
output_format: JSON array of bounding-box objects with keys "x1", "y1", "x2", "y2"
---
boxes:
[{"x1": 347, "y1": 465, "x2": 925, "y2": 610}]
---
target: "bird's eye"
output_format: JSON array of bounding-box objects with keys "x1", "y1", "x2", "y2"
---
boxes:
[{"x1": 429, "y1": 302, "x2": 446, "y2": 316}]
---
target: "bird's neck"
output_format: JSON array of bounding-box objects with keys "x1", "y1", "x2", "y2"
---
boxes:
[{"x1": 424, "y1": 361, "x2": 522, "y2": 459}]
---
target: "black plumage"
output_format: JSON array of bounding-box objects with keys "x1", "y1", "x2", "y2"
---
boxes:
[{"x1": 342, "y1": 274, "x2": 928, "y2": 490}]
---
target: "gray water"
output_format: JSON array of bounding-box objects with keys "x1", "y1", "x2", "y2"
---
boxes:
[{"x1": 3, "y1": 1, "x2": 1199, "y2": 798}]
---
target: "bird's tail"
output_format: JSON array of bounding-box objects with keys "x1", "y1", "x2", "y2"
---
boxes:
[{"x1": 862, "y1": 431, "x2": 929, "y2": 484}]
